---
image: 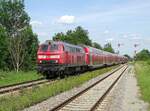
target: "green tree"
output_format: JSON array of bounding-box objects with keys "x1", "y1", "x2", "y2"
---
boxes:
[
  {"x1": 124, "y1": 54, "x2": 132, "y2": 60},
  {"x1": 0, "y1": 26, "x2": 9, "y2": 70},
  {"x1": 136, "y1": 49, "x2": 150, "y2": 60},
  {"x1": 92, "y1": 42, "x2": 102, "y2": 49},
  {"x1": 0, "y1": 0, "x2": 38, "y2": 71},
  {"x1": 66, "y1": 30, "x2": 77, "y2": 44},
  {"x1": 73, "y1": 26, "x2": 92, "y2": 46},
  {"x1": 53, "y1": 32, "x2": 66, "y2": 41},
  {"x1": 53, "y1": 26, "x2": 92, "y2": 46},
  {"x1": 22, "y1": 26, "x2": 38, "y2": 70},
  {"x1": 103, "y1": 43, "x2": 114, "y2": 53}
]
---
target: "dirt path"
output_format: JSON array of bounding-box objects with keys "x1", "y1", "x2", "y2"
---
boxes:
[{"x1": 107, "y1": 65, "x2": 148, "y2": 111}]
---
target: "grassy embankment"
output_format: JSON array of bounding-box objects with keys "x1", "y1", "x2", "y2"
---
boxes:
[
  {"x1": 134, "y1": 61, "x2": 150, "y2": 110},
  {"x1": 0, "y1": 66, "x2": 117, "y2": 111},
  {"x1": 0, "y1": 71, "x2": 43, "y2": 87}
]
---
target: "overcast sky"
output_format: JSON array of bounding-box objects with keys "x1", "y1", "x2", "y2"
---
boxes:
[{"x1": 25, "y1": 0, "x2": 150, "y2": 56}]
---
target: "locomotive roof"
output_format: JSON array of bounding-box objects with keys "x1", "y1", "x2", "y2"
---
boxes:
[{"x1": 42, "y1": 40, "x2": 83, "y2": 49}]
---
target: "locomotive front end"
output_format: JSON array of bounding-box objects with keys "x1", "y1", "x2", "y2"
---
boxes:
[{"x1": 37, "y1": 41, "x2": 64, "y2": 77}]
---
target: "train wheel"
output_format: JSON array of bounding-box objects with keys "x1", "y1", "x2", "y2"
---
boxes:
[
  {"x1": 46, "y1": 71, "x2": 55, "y2": 79},
  {"x1": 46, "y1": 74, "x2": 50, "y2": 79},
  {"x1": 58, "y1": 70, "x2": 65, "y2": 79}
]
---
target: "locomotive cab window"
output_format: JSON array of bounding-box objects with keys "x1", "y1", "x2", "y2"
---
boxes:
[
  {"x1": 50, "y1": 44, "x2": 59, "y2": 51},
  {"x1": 40, "y1": 45, "x2": 48, "y2": 52}
]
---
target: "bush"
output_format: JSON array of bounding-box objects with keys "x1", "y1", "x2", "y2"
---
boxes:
[{"x1": 146, "y1": 60, "x2": 150, "y2": 65}]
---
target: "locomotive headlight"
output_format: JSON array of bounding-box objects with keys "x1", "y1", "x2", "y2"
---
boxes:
[
  {"x1": 38, "y1": 55, "x2": 46, "y2": 59},
  {"x1": 50, "y1": 55, "x2": 60, "y2": 59}
]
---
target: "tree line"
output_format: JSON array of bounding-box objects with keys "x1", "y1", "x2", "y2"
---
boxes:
[
  {"x1": 53, "y1": 26, "x2": 115, "y2": 53},
  {"x1": 0, "y1": 0, "x2": 38, "y2": 71},
  {"x1": 135, "y1": 49, "x2": 150, "y2": 61},
  {"x1": 0, "y1": 0, "x2": 115, "y2": 72}
]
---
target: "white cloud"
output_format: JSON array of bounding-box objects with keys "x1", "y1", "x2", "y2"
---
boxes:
[
  {"x1": 104, "y1": 30, "x2": 109, "y2": 34},
  {"x1": 122, "y1": 34, "x2": 128, "y2": 38},
  {"x1": 30, "y1": 21, "x2": 42, "y2": 26},
  {"x1": 58, "y1": 15, "x2": 75, "y2": 24},
  {"x1": 131, "y1": 36, "x2": 142, "y2": 40},
  {"x1": 122, "y1": 33, "x2": 142, "y2": 40},
  {"x1": 129, "y1": 33, "x2": 142, "y2": 40},
  {"x1": 105, "y1": 38, "x2": 114, "y2": 42}
]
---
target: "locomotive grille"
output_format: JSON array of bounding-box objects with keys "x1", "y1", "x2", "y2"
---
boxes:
[{"x1": 40, "y1": 60, "x2": 58, "y2": 64}]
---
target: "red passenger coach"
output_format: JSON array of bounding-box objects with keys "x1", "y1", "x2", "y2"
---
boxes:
[
  {"x1": 83, "y1": 46, "x2": 105, "y2": 68},
  {"x1": 82, "y1": 45, "x2": 126, "y2": 69},
  {"x1": 37, "y1": 41, "x2": 86, "y2": 78}
]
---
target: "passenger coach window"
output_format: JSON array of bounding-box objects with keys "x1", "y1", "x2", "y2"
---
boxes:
[
  {"x1": 62, "y1": 46, "x2": 65, "y2": 51},
  {"x1": 50, "y1": 44, "x2": 59, "y2": 51},
  {"x1": 40, "y1": 45, "x2": 48, "y2": 52}
]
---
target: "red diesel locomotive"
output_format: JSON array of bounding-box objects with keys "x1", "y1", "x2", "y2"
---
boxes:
[{"x1": 37, "y1": 41, "x2": 127, "y2": 78}]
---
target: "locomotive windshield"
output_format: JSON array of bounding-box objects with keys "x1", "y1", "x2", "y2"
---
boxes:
[
  {"x1": 50, "y1": 44, "x2": 59, "y2": 51},
  {"x1": 40, "y1": 44, "x2": 59, "y2": 52},
  {"x1": 40, "y1": 44, "x2": 48, "y2": 52}
]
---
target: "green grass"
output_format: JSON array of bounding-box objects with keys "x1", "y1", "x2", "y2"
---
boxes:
[
  {"x1": 134, "y1": 61, "x2": 150, "y2": 110},
  {"x1": 0, "y1": 71, "x2": 43, "y2": 87},
  {"x1": 0, "y1": 66, "x2": 117, "y2": 111}
]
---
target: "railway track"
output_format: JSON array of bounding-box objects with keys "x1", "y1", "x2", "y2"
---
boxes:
[
  {"x1": 0, "y1": 78, "x2": 51, "y2": 95},
  {"x1": 0, "y1": 65, "x2": 121, "y2": 96},
  {"x1": 50, "y1": 65, "x2": 128, "y2": 111}
]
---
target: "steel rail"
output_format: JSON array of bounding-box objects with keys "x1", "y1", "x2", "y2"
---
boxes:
[
  {"x1": 90, "y1": 66, "x2": 128, "y2": 111},
  {"x1": 0, "y1": 78, "x2": 44, "y2": 89},
  {"x1": 50, "y1": 65, "x2": 127, "y2": 111},
  {"x1": 0, "y1": 78, "x2": 50, "y2": 95}
]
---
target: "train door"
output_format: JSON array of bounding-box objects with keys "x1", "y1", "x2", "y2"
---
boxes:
[
  {"x1": 89, "y1": 49, "x2": 93, "y2": 65},
  {"x1": 83, "y1": 47, "x2": 90, "y2": 65}
]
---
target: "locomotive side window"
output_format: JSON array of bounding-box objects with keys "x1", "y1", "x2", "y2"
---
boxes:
[{"x1": 40, "y1": 45, "x2": 48, "y2": 52}]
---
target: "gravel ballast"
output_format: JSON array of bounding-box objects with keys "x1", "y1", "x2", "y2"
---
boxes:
[
  {"x1": 98, "y1": 65, "x2": 149, "y2": 111},
  {"x1": 23, "y1": 66, "x2": 121, "y2": 111}
]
